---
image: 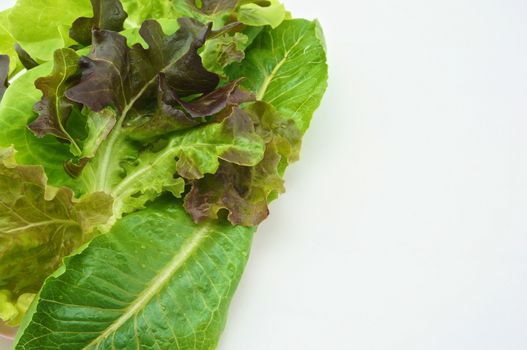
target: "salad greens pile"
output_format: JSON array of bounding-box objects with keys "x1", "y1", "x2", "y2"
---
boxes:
[{"x1": 0, "y1": 0, "x2": 327, "y2": 348}]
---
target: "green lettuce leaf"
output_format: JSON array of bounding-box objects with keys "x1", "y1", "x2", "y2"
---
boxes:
[
  {"x1": 227, "y1": 19, "x2": 328, "y2": 132},
  {"x1": 237, "y1": 0, "x2": 287, "y2": 28},
  {"x1": 173, "y1": 0, "x2": 238, "y2": 24},
  {"x1": 0, "y1": 291, "x2": 33, "y2": 326},
  {"x1": 121, "y1": 0, "x2": 180, "y2": 29},
  {"x1": 6, "y1": 0, "x2": 92, "y2": 61},
  {"x1": 1, "y1": 1, "x2": 329, "y2": 342},
  {"x1": 0, "y1": 62, "x2": 81, "y2": 190},
  {"x1": 0, "y1": 146, "x2": 113, "y2": 325},
  {"x1": 201, "y1": 32, "x2": 249, "y2": 76},
  {"x1": 70, "y1": 0, "x2": 128, "y2": 46},
  {"x1": 0, "y1": 9, "x2": 22, "y2": 76},
  {"x1": 106, "y1": 106, "x2": 265, "y2": 218},
  {"x1": 184, "y1": 20, "x2": 328, "y2": 225},
  {"x1": 15, "y1": 198, "x2": 254, "y2": 349}
]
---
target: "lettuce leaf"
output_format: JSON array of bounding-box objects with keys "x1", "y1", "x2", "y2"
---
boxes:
[
  {"x1": 0, "y1": 63, "x2": 81, "y2": 190},
  {"x1": 172, "y1": 0, "x2": 239, "y2": 27},
  {"x1": 28, "y1": 49, "x2": 82, "y2": 150},
  {"x1": 15, "y1": 198, "x2": 254, "y2": 349},
  {"x1": 201, "y1": 32, "x2": 249, "y2": 76},
  {"x1": 184, "y1": 19, "x2": 328, "y2": 225},
  {"x1": 0, "y1": 0, "x2": 328, "y2": 343},
  {"x1": 227, "y1": 19, "x2": 328, "y2": 132},
  {"x1": 6, "y1": 0, "x2": 92, "y2": 61},
  {"x1": 121, "y1": 0, "x2": 180, "y2": 28},
  {"x1": 0, "y1": 147, "x2": 112, "y2": 325},
  {"x1": 238, "y1": 0, "x2": 287, "y2": 28},
  {"x1": 184, "y1": 101, "x2": 301, "y2": 225},
  {"x1": 110, "y1": 107, "x2": 265, "y2": 217},
  {"x1": 0, "y1": 9, "x2": 22, "y2": 77},
  {"x1": 70, "y1": 0, "x2": 128, "y2": 46}
]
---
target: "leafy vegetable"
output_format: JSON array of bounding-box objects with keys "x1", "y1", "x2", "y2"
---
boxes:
[
  {"x1": 0, "y1": 292, "x2": 33, "y2": 326},
  {"x1": 184, "y1": 102, "x2": 302, "y2": 226},
  {"x1": 120, "y1": 0, "x2": 179, "y2": 28},
  {"x1": 15, "y1": 199, "x2": 254, "y2": 349},
  {"x1": 201, "y1": 32, "x2": 249, "y2": 76},
  {"x1": 227, "y1": 19, "x2": 328, "y2": 132},
  {"x1": 238, "y1": 0, "x2": 288, "y2": 28},
  {"x1": 110, "y1": 107, "x2": 265, "y2": 217},
  {"x1": 6, "y1": 0, "x2": 92, "y2": 61},
  {"x1": 28, "y1": 49, "x2": 81, "y2": 148},
  {"x1": 0, "y1": 9, "x2": 22, "y2": 76},
  {"x1": 0, "y1": 147, "x2": 112, "y2": 325},
  {"x1": 70, "y1": 0, "x2": 128, "y2": 45},
  {"x1": 13, "y1": 44, "x2": 39, "y2": 70},
  {"x1": 0, "y1": 63, "x2": 79, "y2": 190},
  {"x1": 0, "y1": 0, "x2": 328, "y2": 347}
]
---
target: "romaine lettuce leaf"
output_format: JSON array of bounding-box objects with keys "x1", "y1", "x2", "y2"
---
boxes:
[
  {"x1": 227, "y1": 19, "x2": 328, "y2": 132},
  {"x1": 14, "y1": 198, "x2": 254, "y2": 349}
]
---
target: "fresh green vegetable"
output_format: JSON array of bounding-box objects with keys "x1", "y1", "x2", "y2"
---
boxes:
[
  {"x1": 15, "y1": 199, "x2": 254, "y2": 349},
  {"x1": 0, "y1": 0, "x2": 328, "y2": 348}
]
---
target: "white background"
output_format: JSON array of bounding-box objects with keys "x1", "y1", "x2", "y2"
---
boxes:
[{"x1": 2, "y1": 0, "x2": 527, "y2": 349}]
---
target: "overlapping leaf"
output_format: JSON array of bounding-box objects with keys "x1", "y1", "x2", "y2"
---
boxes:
[
  {"x1": 70, "y1": 0, "x2": 128, "y2": 45},
  {"x1": 0, "y1": 1, "x2": 329, "y2": 344},
  {"x1": 186, "y1": 19, "x2": 328, "y2": 225},
  {"x1": 6, "y1": 0, "x2": 92, "y2": 61},
  {"x1": 201, "y1": 32, "x2": 248, "y2": 76},
  {"x1": 66, "y1": 18, "x2": 218, "y2": 113},
  {"x1": 0, "y1": 62, "x2": 82, "y2": 191},
  {"x1": 121, "y1": 0, "x2": 180, "y2": 28},
  {"x1": 173, "y1": 0, "x2": 239, "y2": 22},
  {"x1": 15, "y1": 199, "x2": 254, "y2": 350},
  {"x1": 28, "y1": 49, "x2": 81, "y2": 148},
  {"x1": 184, "y1": 102, "x2": 301, "y2": 226},
  {"x1": 0, "y1": 147, "x2": 113, "y2": 325},
  {"x1": 227, "y1": 19, "x2": 328, "y2": 132},
  {"x1": 14, "y1": 44, "x2": 39, "y2": 70},
  {"x1": 112, "y1": 106, "x2": 265, "y2": 217},
  {"x1": 58, "y1": 18, "x2": 220, "y2": 180},
  {"x1": 0, "y1": 9, "x2": 21, "y2": 76},
  {"x1": 238, "y1": 0, "x2": 287, "y2": 28}
]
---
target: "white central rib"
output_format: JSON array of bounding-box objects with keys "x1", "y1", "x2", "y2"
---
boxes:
[{"x1": 83, "y1": 224, "x2": 211, "y2": 349}]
